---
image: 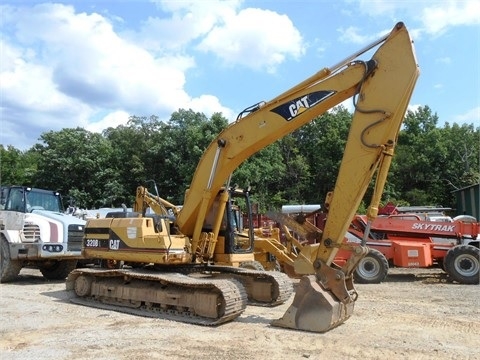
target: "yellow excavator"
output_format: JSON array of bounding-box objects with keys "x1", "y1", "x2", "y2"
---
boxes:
[{"x1": 67, "y1": 22, "x2": 419, "y2": 332}]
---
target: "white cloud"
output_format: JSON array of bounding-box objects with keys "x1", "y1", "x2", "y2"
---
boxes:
[
  {"x1": 338, "y1": 26, "x2": 372, "y2": 44},
  {"x1": 0, "y1": 2, "x2": 305, "y2": 150},
  {"x1": 187, "y1": 95, "x2": 236, "y2": 121},
  {"x1": 339, "y1": 98, "x2": 355, "y2": 114},
  {"x1": 337, "y1": 26, "x2": 389, "y2": 45},
  {"x1": 197, "y1": 8, "x2": 305, "y2": 72},
  {"x1": 348, "y1": 0, "x2": 480, "y2": 37},
  {"x1": 408, "y1": 104, "x2": 422, "y2": 114},
  {"x1": 436, "y1": 57, "x2": 451, "y2": 64},
  {"x1": 136, "y1": 0, "x2": 240, "y2": 52},
  {"x1": 420, "y1": 0, "x2": 480, "y2": 35},
  {"x1": 453, "y1": 107, "x2": 480, "y2": 124},
  {"x1": 0, "y1": 3, "x2": 227, "y2": 149},
  {"x1": 9, "y1": 4, "x2": 193, "y2": 112},
  {"x1": 0, "y1": 23, "x2": 94, "y2": 126},
  {"x1": 132, "y1": 1, "x2": 304, "y2": 72},
  {"x1": 85, "y1": 111, "x2": 130, "y2": 134},
  {"x1": 353, "y1": 0, "x2": 403, "y2": 17}
]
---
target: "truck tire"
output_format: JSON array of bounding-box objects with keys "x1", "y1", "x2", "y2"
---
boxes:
[
  {"x1": 353, "y1": 248, "x2": 389, "y2": 284},
  {"x1": 0, "y1": 238, "x2": 23, "y2": 283},
  {"x1": 39, "y1": 260, "x2": 78, "y2": 280},
  {"x1": 444, "y1": 245, "x2": 479, "y2": 285}
]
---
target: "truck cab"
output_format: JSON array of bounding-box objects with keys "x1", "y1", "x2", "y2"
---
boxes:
[{"x1": 0, "y1": 185, "x2": 86, "y2": 282}]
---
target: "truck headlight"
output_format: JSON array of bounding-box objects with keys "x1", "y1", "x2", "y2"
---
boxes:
[{"x1": 42, "y1": 244, "x2": 64, "y2": 252}]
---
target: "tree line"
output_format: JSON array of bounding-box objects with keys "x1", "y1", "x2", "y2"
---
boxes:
[{"x1": 1, "y1": 106, "x2": 478, "y2": 214}]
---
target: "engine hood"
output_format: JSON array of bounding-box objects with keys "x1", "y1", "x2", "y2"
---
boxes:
[{"x1": 31, "y1": 210, "x2": 86, "y2": 226}]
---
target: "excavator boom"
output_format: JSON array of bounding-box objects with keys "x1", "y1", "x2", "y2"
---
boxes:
[
  {"x1": 274, "y1": 23, "x2": 419, "y2": 332},
  {"x1": 177, "y1": 22, "x2": 419, "y2": 332}
]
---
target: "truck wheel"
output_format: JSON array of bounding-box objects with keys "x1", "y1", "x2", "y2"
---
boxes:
[
  {"x1": 39, "y1": 260, "x2": 78, "y2": 280},
  {"x1": 240, "y1": 261, "x2": 264, "y2": 271},
  {"x1": 444, "y1": 245, "x2": 479, "y2": 285},
  {"x1": 0, "y1": 238, "x2": 23, "y2": 283},
  {"x1": 353, "y1": 248, "x2": 389, "y2": 284}
]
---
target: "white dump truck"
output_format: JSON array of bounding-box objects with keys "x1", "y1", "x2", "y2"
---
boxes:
[{"x1": 0, "y1": 185, "x2": 86, "y2": 282}]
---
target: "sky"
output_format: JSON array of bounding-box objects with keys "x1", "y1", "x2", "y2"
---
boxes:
[{"x1": 1, "y1": 0, "x2": 479, "y2": 151}]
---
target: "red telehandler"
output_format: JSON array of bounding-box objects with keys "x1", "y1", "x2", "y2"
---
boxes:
[
  {"x1": 342, "y1": 213, "x2": 479, "y2": 284},
  {"x1": 253, "y1": 207, "x2": 479, "y2": 284}
]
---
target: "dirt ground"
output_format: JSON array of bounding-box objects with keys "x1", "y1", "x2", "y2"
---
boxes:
[{"x1": 0, "y1": 267, "x2": 478, "y2": 360}]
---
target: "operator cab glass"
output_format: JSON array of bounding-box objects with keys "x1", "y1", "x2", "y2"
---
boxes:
[
  {"x1": 203, "y1": 188, "x2": 255, "y2": 254},
  {"x1": 26, "y1": 189, "x2": 63, "y2": 212},
  {"x1": 3, "y1": 186, "x2": 63, "y2": 213},
  {"x1": 225, "y1": 190, "x2": 254, "y2": 253},
  {"x1": 5, "y1": 187, "x2": 27, "y2": 212}
]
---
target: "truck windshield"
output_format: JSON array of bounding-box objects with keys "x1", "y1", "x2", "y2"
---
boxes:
[{"x1": 26, "y1": 190, "x2": 62, "y2": 212}]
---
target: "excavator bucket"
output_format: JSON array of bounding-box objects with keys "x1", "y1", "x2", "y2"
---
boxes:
[
  {"x1": 266, "y1": 211, "x2": 356, "y2": 332},
  {"x1": 272, "y1": 275, "x2": 354, "y2": 332}
]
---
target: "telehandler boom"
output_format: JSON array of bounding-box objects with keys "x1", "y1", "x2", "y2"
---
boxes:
[{"x1": 67, "y1": 22, "x2": 419, "y2": 332}]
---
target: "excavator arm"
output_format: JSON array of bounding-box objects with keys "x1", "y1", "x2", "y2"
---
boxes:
[
  {"x1": 176, "y1": 22, "x2": 419, "y2": 332},
  {"x1": 134, "y1": 185, "x2": 179, "y2": 217}
]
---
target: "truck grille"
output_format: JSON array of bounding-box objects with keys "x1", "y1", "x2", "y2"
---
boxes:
[
  {"x1": 23, "y1": 223, "x2": 41, "y2": 242},
  {"x1": 67, "y1": 224, "x2": 85, "y2": 252}
]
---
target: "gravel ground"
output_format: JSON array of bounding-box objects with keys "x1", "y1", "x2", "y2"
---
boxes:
[{"x1": 0, "y1": 267, "x2": 479, "y2": 360}]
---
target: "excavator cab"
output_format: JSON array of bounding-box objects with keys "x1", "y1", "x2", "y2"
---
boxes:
[
  {"x1": 206, "y1": 187, "x2": 257, "y2": 264},
  {"x1": 224, "y1": 188, "x2": 255, "y2": 254}
]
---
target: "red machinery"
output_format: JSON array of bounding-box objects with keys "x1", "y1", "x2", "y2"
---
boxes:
[{"x1": 337, "y1": 214, "x2": 480, "y2": 284}]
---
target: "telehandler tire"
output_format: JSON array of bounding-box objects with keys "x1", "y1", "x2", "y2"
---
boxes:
[
  {"x1": 353, "y1": 248, "x2": 389, "y2": 284},
  {"x1": 0, "y1": 237, "x2": 23, "y2": 283},
  {"x1": 39, "y1": 260, "x2": 78, "y2": 280},
  {"x1": 444, "y1": 245, "x2": 479, "y2": 284}
]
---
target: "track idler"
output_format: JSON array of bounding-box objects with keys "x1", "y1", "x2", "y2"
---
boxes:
[{"x1": 272, "y1": 260, "x2": 357, "y2": 332}]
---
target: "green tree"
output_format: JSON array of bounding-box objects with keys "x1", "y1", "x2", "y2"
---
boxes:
[
  {"x1": 79, "y1": 110, "x2": 228, "y2": 207},
  {"x1": 0, "y1": 145, "x2": 39, "y2": 185},
  {"x1": 142, "y1": 109, "x2": 229, "y2": 203},
  {"x1": 32, "y1": 128, "x2": 117, "y2": 208},
  {"x1": 393, "y1": 105, "x2": 480, "y2": 207},
  {"x1": 295, "y1": 106, "x2": 352, "y2": 204},
  {"x1": 233, "y1": 142, "x2": 287, "y2": 212},
  {"x1": 102, "y1": 115, "x2": 157, "y2": 205},
  {"x1": 439, "y1": 122, "x2": 480, "y2": 189},
  {"x1": 393, "y1": 106, "x2": 441, "y2": 205},
  {"x1": 277, "y1": 134, "x2": 311, "y2": 204},
  {"x1": 1, "y1": 105, "x2": 477, "y2": 214}
]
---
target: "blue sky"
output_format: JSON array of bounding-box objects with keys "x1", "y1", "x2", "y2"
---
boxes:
[{"x1": 1, "y1": 0, "x2": 479, "y2": 151}]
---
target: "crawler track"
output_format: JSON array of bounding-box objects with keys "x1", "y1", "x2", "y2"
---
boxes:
[
  {"x1": 67, "y1": 268, "x2": 247, "y2": 326},
  {"x1": 203, "y1": 265, "x2": 294, "y2": 306}
]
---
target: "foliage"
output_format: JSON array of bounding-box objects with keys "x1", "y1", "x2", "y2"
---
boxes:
[
  {"x1": 294, "y1": 106, "x2": 352, "y2": 203},
  {"x1": 234, "y1": 142, "x2": 287, "y2": 212},
  {"x1": 0, "y1": 145, "x2": 39, "y2": 185},
  {"x1": 392, "y1": 105, "x2": 479, "y2": 207},
  {"x1": 31, "y1": 127, "x2": 117, "y2": 208},
  {"x1": 1, "y1": 106, "x2": 478, "y2": 214}
]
